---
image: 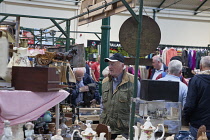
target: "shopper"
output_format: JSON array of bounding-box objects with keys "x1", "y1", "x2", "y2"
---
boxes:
[
  {"x1": 158, "y1": 60, "x2": 188, "y2": 108},
  {"x1": 183, "y1": 56, "x2": 210, "y2": 139},
  {"x1": 99, "y1": 53, "x2": 140, "y2": 139},
  {"x1": 156, "y1": 56, "x2": 188, "y2": 85},
  {"x1": 150, "y1": 55, "x2": 168, "y2": 80},
  {"x1": 71, "y1": 67, "x2": 100, "y2": 107},
  {"x1": 91, "y1": 55, "x2": 100, "y2": 82}
]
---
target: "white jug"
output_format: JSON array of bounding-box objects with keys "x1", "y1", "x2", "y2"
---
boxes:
[
  {"x1": 139, "y1": 117, "x2": 165, "y2": 140},
  {"x1": 71, "y1": 123, "x2": 97, "y2": 140}
]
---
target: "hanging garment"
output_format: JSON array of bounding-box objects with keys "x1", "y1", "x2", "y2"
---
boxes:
[
  {"x1": 188, "y1": 50, "x2": 196, "y2": 70},
  {"x1": 162, "y1": 48, "x2": 168, "y2": 65},
  {"x1": 166, "y1": 48, "x2": 177, "y2": 66},
  {"x1": 139, "y1": 65, "x2": 148, "y2": 80},
  {"x1": 177, "y1": 48, "x2": 182, "y2": 56},
  {"x1": 182, "y1": 50, "x2": 188, "y2": 67},
  {"x1": 196, "y1": 51, "x2": 202, "y2": 69},
  {"x1": 188, "y1": 50, "x2": 192, "y2": 69}
]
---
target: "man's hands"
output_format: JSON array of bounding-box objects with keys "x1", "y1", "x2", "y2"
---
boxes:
[
  {"x1": 79, "y1": 86, "x2": 89, "y2": 92},
  {"x1": 90, "y1": 99, "x2": 96, "y2": 107}
]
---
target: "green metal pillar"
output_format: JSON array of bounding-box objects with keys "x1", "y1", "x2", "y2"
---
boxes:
[
  {"x1": 0, "y1": 0, "x2": 4, "y2": 3},
  {"x1": 66, "y1": 20, "x2": 70, "y2": 51},
  {"x1": 153, "y1": 9, "x2": 156, "y2": 20},
  {"x1": 100, "y1": 17, "x2": 111, "y2": 94},
  {"x1": 0, "y1": 16, "x2": 8, "y2": 24},
  {"x1": 129, "y1": 0, "x2": 144, "y2": 139}
]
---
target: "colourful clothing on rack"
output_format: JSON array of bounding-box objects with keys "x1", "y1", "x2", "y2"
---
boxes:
[
  {"x1": 177, "y1": 49, "x2": 182, "y2": 56},
  {"x1": 196, "y1": 51, "x2": 202, "y2": 69},
  {"x1": 166, "y1": 48, "x2": 177, "y2": 66},
  {"x1": 188, "y1": 50, "x2": 196, "y2": 70},
  {"x1": 182, "y1": 50, "x2": 188, "y2": 67},
  {"x1": 162, "y1": 48, "x2": 167, "y2": 64}
]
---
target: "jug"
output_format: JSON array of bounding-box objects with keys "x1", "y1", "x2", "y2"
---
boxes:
[
  {"x1": 139, "y1": 116, "x2": 165, "y2": 140},
  {"x1": 98, "y1": 132, "x2": 106, "y2": 140},
  {"x1": 71, "y1": 123, "x2": 97, "y2": 140},
  {"x1": 133, "y1": 126, "x2": 139, "y2": 140},
  {"x1": 115, "y1": 135, "x2": 127, "y2": 140}
]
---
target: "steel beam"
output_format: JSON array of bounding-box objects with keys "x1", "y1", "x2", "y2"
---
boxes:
[
  {"x1": 196, "y1": 7, "x2": 210, "y2": 15},
  {"x1": 50, "y1": 19, "x2": 68, "y2": 38},
  {"x1": 121, "y1": 0, "x2": 139, "y2": 22},
  {"x1": 157, "y1": 0, "x2": 166, "y2": 12},
  {"x1": 69, "y1": 31, "x2": 101, "y2": 34},
  {"x1": 158, "y1": 0, "x2": 183, "y2": 12},
  {"x1": 43, "y1": 0, "x2": 121, "y2": 30},
  {"x1": 0, "y1": 16, "x2": 8, "y2": 24},
  {"x1": 194, "y1": 0, "x2": 208, "y2": 15},
  {"x1": 55, "y1": 33, "x2": 64, "y2": 44},
  {"x1": 94, "y1": 33, "x2": 101, "y2": 40},
  {"x1": 0, "y1": 13, "x2": 68, "y2": 20}
]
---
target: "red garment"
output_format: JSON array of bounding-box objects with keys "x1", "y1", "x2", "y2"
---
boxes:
[
  {"x1": 166, "y1": 48, "x2": 177, "y2": 66},
  {"x1": 91, "y1": 62, "x2": 100, "y2": 81}
]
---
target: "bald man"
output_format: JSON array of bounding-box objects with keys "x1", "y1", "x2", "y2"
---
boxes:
[{"x1": 71, "y1": 67, "x2": 100, "y2": 107}]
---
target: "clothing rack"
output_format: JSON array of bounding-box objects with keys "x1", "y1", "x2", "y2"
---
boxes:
[{"x1": 158, "y1": 44, "x2": 210, "y2": 50}]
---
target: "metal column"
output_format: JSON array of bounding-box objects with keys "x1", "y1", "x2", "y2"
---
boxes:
[
  {"x1": 100, "y1": 17, "x2": 111, "y2": 94},
  {"x1": 15, "y1": 17, "x2": 20, "y2": 47},
  {"x1": 66, "y1": 20, "x2": 70, "y2": 51},
  {"x1": 129, "y1": 0, "x2": 144, "y2": 139}
]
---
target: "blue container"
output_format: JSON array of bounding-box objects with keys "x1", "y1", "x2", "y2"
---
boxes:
[{"x1": 174, "y1": 131, "x2": 195, "y2": 140}]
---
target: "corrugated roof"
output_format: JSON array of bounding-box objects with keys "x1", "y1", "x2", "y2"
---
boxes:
[{"x1": 143, "y1": 0, "x2": 210, "y2": 15}]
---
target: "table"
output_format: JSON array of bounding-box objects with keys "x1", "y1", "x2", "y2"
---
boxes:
[{"x1": 0, "y1": 89, "x2": 69, "y2": 135}]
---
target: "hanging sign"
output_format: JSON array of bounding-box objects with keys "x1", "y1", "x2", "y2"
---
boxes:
[{"x1": 78, "y1": 0, "x2": 137, "y2": 26}]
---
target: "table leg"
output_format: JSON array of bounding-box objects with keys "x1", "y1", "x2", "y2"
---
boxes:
[{"x1": 55, "y1": 104, "x2": 60, "y2": 131}]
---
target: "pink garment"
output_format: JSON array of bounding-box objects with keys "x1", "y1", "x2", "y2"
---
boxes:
[
  {"x1": 166, "y1": 48, "x2": 178, "y2": 66},
  {"x1": 0, "y1": 90, "x2": 69, "y2": 135}
]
